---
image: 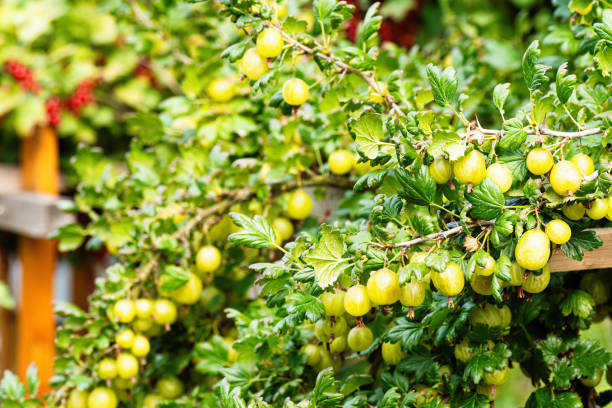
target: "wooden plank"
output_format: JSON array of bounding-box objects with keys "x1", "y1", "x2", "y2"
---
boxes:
[
  {"x1": 549, "y1": 228, "x2": 612, "y2": 272},
  {"x1": 17, "y1": 126, "x2": 58, "y2": 395},
  {"x1": 0, "y1": 164, "x2": 69, "y2": 193},
  {"x1": 0, "y1": 191, "x2": 74, "y2": 238}
]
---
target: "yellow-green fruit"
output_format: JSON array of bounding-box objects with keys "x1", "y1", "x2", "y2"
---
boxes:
[
  {"x1": 113, "y1": 299, "x2": 136, "y2": 323},
  {"x1": 507, "y1": 262, "x2": 524, "y2": 286},
  {"x1": 347, "y1": 326, "x2": 374, "y2": 352},
  {"x1": 116, "y1": 353, "x2": 138, "y2": 379},
  {"x1": 453, "y1": 150, "x2": 487, "y2": 185},
  {"x1": 476, "y1": 383, "x2": 495, "y2": 399},
  {"x1": 329, "y1": 336, "x2": 347, "y2": 354},
  {"x1": 320, "y1": 288, "x2": 345, "y2": 317},
  {"x1": 399, "y1": 279, "x2": 426, "y2": 307},
  {"x1": 470, "y1": 274, "x2": 492, "y2": 296},
  {"x1": 571, "y1": 153, "x2": 595, "y2": 176},
  {"x1": 484, "y1": 366, "x2": 509, "y2": 385},
  {"x1": 282, "y1": 78, "x2": 309, "y2": 106},
  {"x1": 132, "y1": 317, "x2": 153, "y2": 333},
  {"x1": 381, "y1": 342, "x2": 406, "y2": 365},
  {"x1": 344, "y1": 284, "x2": 371, "y2": 316},
  {"x1": 526, "y1": 148, "x2": 554, "y2": 175},
  {"x1": 134, "y1": 299, "x2": 153, "y2": 319},
  {"x1": 366, "y1": 268, "x2": 400, "y2": 305},
  {"x1": 454, "y1": 338, "x2": 473, "y2": 362},
  {"x1": 563, "y1": 202, "x2": 585, "y2": 221},
  {"x1": 580, "y1": 273, "x2": 611, "y2": 305},
  {"x1": 152, "y1": 299, "x2": 177, "y2": 325},
  {"x1": 67, "y1": 389, "x2": 88, "y2": 408},
  {"x1": 545, "y1": 220, "x2": 571, "y2": 245},
  {"x1": 550, "y1": 160, "x2": 582, "y2": 196},
  {"x1": 431, "y1": 262, "x2": 465, "y2": 297},
  {"x1": 586, "y1": 198, "x2": 609, "y2": 220},
  {"x1": 225, "y1": 339, "x2": 239, "y2": 362},
  {"x1": 429, "y1": 157, "x2": 453, "y2": 184},
  {"x1": 143, "y1": 394, "x2": 163, "y2": 408},
  {"x1": 328, "y1": 149, "x2": 354, "y2": 175},
  {"x1": 87, "y1": 387, "x2": 117, "y2": 408},
  {"x1": 171, "y1": 273, "x2": 203, "y2": 305},
  {"x1": 369, "y1": 82, "x2": 388, "y2": 104},
  {"x1": 256, "y1": 28, "x2": 284, "y2": 58},
  {"x1": 116, "y1": 329, "x2": 135, "y2": 349},
  {"x1": 240, "y1": 48, "x2": 267, "y2": 81},
  {"x1": 156, "y1": 377, "x2": 184, "y2": 399},
  {"x1": 302, "y1": 344, "x2": 322, "y2": 366},
  {"x1": 207, "y1": 77, "x2": 235, "y2": 102},
  {"x1": 515, "y1": 229, "x2": 550, "y2": 271},
  {"x1": 97, "y1": 358, "x2": 117, "y2": 380},
  {"x1": 607, "y1": 366, "x2": 612, "y2": 387},
  {"x1": 272, "y1": 217, "x2": 294, "y2": 242},
  {"x1": 286, "y1": 189, "x2": 312, "y2": 220},
  {"x1": 607, "y1": 197, "x2": 612, "y2": 221},
  {"x1": 196, "y1": 245, "x2": 221, "y2": 273},
  {"x1": 131, "y1": 335, "x2": 150, "y2": 357},
  {"x1": 522, "y1": 265, "x2": 551, "y2": 294},
  {"x1": 476, "y1": 253, "x2": 496, "y2": 276},
  {"x1": 580, "y1": 368, "x2": 603, "y2": 387},
  {"x1": 486, "y1": 163, "x2": 513, "y2": 192}
]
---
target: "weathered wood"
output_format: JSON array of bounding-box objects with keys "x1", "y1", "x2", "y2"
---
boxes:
[
  {"x1": 17, "y1": 126, "x2": 58, "y2": 395},
  {"x1": 0, "y1": 191, "x2": 74, "y2": 238},
  {"x1": 549, "y1": 228, "x2": 612, "y2": 272}
]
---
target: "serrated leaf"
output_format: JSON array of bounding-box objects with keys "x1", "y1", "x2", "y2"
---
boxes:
[
  {"x1": 396, "y1": 166, "x2": 436, "y2": 206},
  {"x1": 571, "y1": 340, "x2": 612, "y2": 378},
  {"x1": 500, "y1": 118, "x2": 526, "y2": 149},
  {"x1": 426, "y1": 64, "x2": 458, "y2": 107},
  {"x1": 526, "y1": 389, "x2": 582, "y2": 408},
  {"x1": 378, "y1": 387, "x2": 401, "y2": 408},
  {"x1": 428, "y1": 130, "x2": 465, "y2": 161},
  {"x1": 0, "y1": 370, "x2": 26, "y2": 399},
  {"x1": 594, "y1": 9, "x2": 612, "y2": 45},
  {"x1": 397, "y1": 347, "x2": 437, "y2": 381},
  {"x1": 229, "y1": 213, "x2": 277, "y2": 249},
  {"x1": 25, "y1": 364, "x2": 39, "y2": 396},
  {"x1": 160, "y1": 265, "x2": 190, "y2": 291},
  {"x1": 466, "y1": 178, "x2": 505, "y2": 220},
  {"x1": 349, "y1": 113, "x2": 388, "y2": 160},
  {"x1": 220, "y1": 40, "x2": 248, "y2": 62},
  {"x1": 556, "y1": 63, "x2": 576, "y2": 104},
  {"x1": 497, "y1": 149, "x2": 527, "y2": 184},
  {"x1": 560, "y1": 229, "x2": 603, "y2": 261},
  {"x1": 356, "y1": 3, "x2": 382, "y2": 48},
  {"x1": 537, "y1": 335, "x2": 565, "y2": 365},
  {"x1": 560, "y1": 290, "x2": 595, "y2": 318},
  {"x1": 550, "y1": 359, "x2": 576, "y2": 389},
  {"x1": 303, "y1": 225, "x2": 350, "y2": 288},
  {"x1": 522, "y1": 41, "x2": 549, "y2": 92},
  {"x1": 354, "y1": 168, "x2": 387, "y2": 191},
  {"x1": 384, "y1": 318, "x2": 424, "y2": 351},
  {"x1": 494, "y1": 254, "x2": 512, "y2": 282},
  {"x1": 458, "y1": 395, "x2": 490, "y2": 408},
  {"x1": 493, "y1": 83, "x2": 510, "y2": 118}
]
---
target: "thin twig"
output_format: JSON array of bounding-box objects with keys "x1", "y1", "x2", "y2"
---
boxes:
[{"x1": 475, "y1": 125, "x2": 601, "y2": 139}]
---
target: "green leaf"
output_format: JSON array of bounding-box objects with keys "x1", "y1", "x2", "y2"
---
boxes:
[
  {"x1": 349, "y1": 113, "x2": 387, "y2": 160},
  {"x1": 526, "y1": 389, "x2": 582, "y2": 408},
  {"x1": 220, "y1": 40, "x2": 248, "y2": 62},
  {"x1": 458, "y1": 395, "x2": 490, "y2": 408},
  {"x1": 396, "y1": 166, "x2": 436, "y2": 206},
  {"x1": 53, "y1": 224, "x2": 86, "y2": 252},
  {"x1": 537, "y1": 335, "x2": 565, "y2": 365},
  {"x1": 384, "y1": 318, "x2": 424, "y2": 351},
  {"x1": 25, "y1": 364, "x2": 39, "y2": 396},
  {"x1": 378, "y1": 387, "x2": 401, "y2": 408},
  {"x1": 426, "y1": 64, "x2": 458, "y2": 107},
  {"x1": 0, "y1": 281, "x2": 15, "y2": 310},
  {"x1": 354, "y1": 169, "x2": 387, "y2": 191},
  {"x1": 555, "y1": 63, "x2": 576, "y2": 104},
  {"x1": 428, "y1": 130, "x2": 465, "y2": 161},
  {"x1": 522, "y1": 41, "x2": 549, "y2": 92},
  {"x1": 229, "y1": 213, "x2": 277, "y2": 249},
  {"x1": 494, "y1": 254, "x2": 512, "y2": 282},
  {"x1": 303, "y1": 225, "x2": 351, "y2": 288},
  {"x1": 571, "y1": 340, "x2": 612, "y2": 378},
  {"x1": 466, "y1": 178, "x2": 505, "y2": 220},
  {"x1": 0, "y1": 370, "x2": 26, "y2": 399},
  {"x1": 560, "y1": 229, "x2": 603, "y2": 261},
  {"x1": 493, "y1": 83, "x2": 510, "y2": 118},
  {"x1": 594, "y1": 9, "x2": 612, "y2": 45},
  {"x1": 397, "y1": 347, "x2": 437, "y2": 382},
  {"x1": 356, "y1": 3, "x2": 382, "y2": 47},
  {"x1": 550, "y1": 359, "x2": 576, "y2": 389},
  {"x1": 595, "y1": 46, "x2": 612, "y2": 77},
  {"x1": 159, "y1": 266, "x2": 190, "y2": 291},
  {"x1": 497, "y1": 149, "x2": 528, "y2": 184},
  {"x1": 310, "y1": 368, "x2": 343, "y2": 408},
  {"x1": 568, "y1": 0, "x2": 594, "y2": 15},
  {"x1": 560, "y1": 290, "x2": 595, "y2": 319},
  {"x1": 500, "y1": 118, "x2": 526, "y2": 149}
]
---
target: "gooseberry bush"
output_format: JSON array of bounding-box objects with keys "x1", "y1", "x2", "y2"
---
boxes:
[{"x1": 2, "y1": 0, "x2": 612, "y2": 407}]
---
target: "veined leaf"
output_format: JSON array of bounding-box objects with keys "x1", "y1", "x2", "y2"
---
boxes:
[
  {"x1": 556, "y1": 63, "x2": 576, "y2": 104},
  {"x1": 349, "y1": 113, "x2": 388, "y2": 160},
  {"x1": 426, "y1": 64, "x2": 458, "y2": 107},
  {"x1": 522, "y1": 41, "x2": 549, "y2": 92},
  {"x1": 396, "y1": 166, "x2": 436, "y2": 206},
  {"x1": 229, "y1": 213, "x2": 277, "y2": 249},
  {"x1": 303, "y1": 225, "x2": 351, "y2": 288},
  {"x1": 466, "y1": 178, "x2": 504, "y2": 220},
  {"x1": 493, "y1": 83, "x2": 510, "y2": 118}
]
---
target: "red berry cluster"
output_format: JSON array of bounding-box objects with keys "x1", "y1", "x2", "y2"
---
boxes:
[
  {"x1": 65, "y1": 79, "x2": 96, "y2": 114},
  {"x1": 134, "y1": 59, "x2": 157, "y2": 87},
  {"x1": 45, "y1": 97, "x2": 62, "y2": 128},
  {"x1": 4, "y1": 59, "x2": 41, "y2": 93}
]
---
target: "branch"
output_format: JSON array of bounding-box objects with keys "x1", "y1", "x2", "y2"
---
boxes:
[
  {"x1": 267, "y1": 23, "x2": 405, "y2": 118},
  {"x1": 475, "y1": 124, "x2": 601, "y2": 139},
  {"x1": 376, "y1": 220, "x2": 496, "y2": 249}
]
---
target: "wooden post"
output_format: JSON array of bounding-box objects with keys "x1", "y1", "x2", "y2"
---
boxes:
[
  {"x1": 549, "y1": 228, "x2": 612, "y2": 272},
  {"x1": 16, "y1": 126, "x2": 59, "y2": 394},
  {"x1": 0, "y1": 248, "x2": 15, "y2": 373}
]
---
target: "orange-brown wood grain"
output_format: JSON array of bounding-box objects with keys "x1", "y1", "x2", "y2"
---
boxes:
[
  {"x1": 0, "y1": 248, "x2": 15, "y2": 373},
  {"x1": 17, "y1": 126, "x2": 59, "y2": 395},
  {"x1": 549, "y1": 228, "x2": 612, "y2": 272}
]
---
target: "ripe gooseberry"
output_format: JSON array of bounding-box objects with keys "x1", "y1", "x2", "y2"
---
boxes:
[
  {"x1": 563, "y1": 202, "x2": 585, "y2": 221},
  {"x1": 522, "y1": 264, "x2": 551, "y2": 294},
  {"x1": 475, "y1": 252, "x2": 496, "y2": 276},
  {"x1": 87, "y1": 387, "x2": 118, "y2": 408},
  {"x1": 454, "y1": 338, "x2": 473, "y2": 363},
  {"x1": 113, "y1": 299, "x2": 136, "y2": 323},
  {"x1": 272, "y1": 217, "x2": 294, "y2": 242},
  {"x1": 207, "y1": 77, "x2": 235, "y2": 102},
  {"x1": 320, "y1": 288, "x2": 345, "y2": 316},
  {"x1": 240, "y1": 48, "x2": 267, "y2": 81},
  {"x1": 116, "y1": 353, "x2": 138, "y2": 379},
  {"x1": 344, "y1": 284, "x2": 371, "y2": 317},
  {"x1": 171, "y1": 273, "x2": 203, "y2": 305},
  {"x1": 366, "y1": 268, "x2": 400, "y2": 305},
  {"x1": 97, "y1": 358, "x2": 117, "y2": 380},
  {"x1": 580, "y1": 273, "x2": 610, "y2": 305},
  {"x1": 329, "y1": 335, "x2": 347, "y2": 353},
  {"x1": 452, "y1": 150, "x2": 487, "y2": 185},
  {"x1": 302, "y1": 344, "x2": 322, "y2": 366},
  {"x1": 550, "y1": 160, "x2": 582, "y2": 196},
  {"x1": 526, "y1": 148, "x2": 554, "y2": 175},
  {"x1": 116, "y1": 328, "x2": 135, "y2": 349},
  {"x1": 156, "y1": 376, "x2": 184, "y2": 399},
  {"x1": 381, "y1": 342, "x2": 406, "y2": 365},
  {"x1": 470, "y1": 274, "x2": 492, "y2": 296},
  {"x1": 429, "y1": 157, "x2": 453, "y2": 184},
  {"x1": 347, "y1": 326, "x2": 373, "y2": 352},
  {"x1": 586, "y1": 198, "x2": 609, "y2": 220},
  {"x1": 131, "y1": 334, "x2": 151, "y2": 357},
  {"x1": 324, "y1": 316, "x2": 348, "y2": 337},
  {"x1": 152, "y1": 299, "x2": 177, "y2": 325},
  {"x1": 143, "y1": 394, "x2": 163, "y2": 408},
  {"x1": 570, "y1": 152, "x2": 595, "y2": 176},
  {"x1": 486, "y1": 163, "x2": 512, "y2": 192},
  {"x1": 431, "y1": 262, "x2": 465, "y2": 298},
  {"x1": 286, "y1": 189, "x2": 312, "y2": 220},
  {"x1": 256, "y1": 28, "x2": 284, "y2": 58},
  {"x1": 134, "y1": 299, "x2": 153, "y2": 319},
  {"x1": 328, "y1": 149, "x2": 354, "y2": 175},
  {"x1": 545, "y1": 219, "x2": 571, "y2": 244},
  {"x1": 196, "y1": 245, "x2": 221, "y2": 273},
  {"x1": 483, "y1": 366, "x2": 509, "y2": 385},
  {"x1": 282, "y1": 78, "x2": 309, "y2": 106},
  {"x1": 580, "y1": 368, "x2": 603, "y2": 387},
  {"x1": 66, "y1": 389, "x2": 88, "y2": 408},
  {"x1": 399, "y1": 278, "x2": 426, "y2": 317},
  {"x1": 514, "y1": 229, "x2": 550, "y2": 271}
]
